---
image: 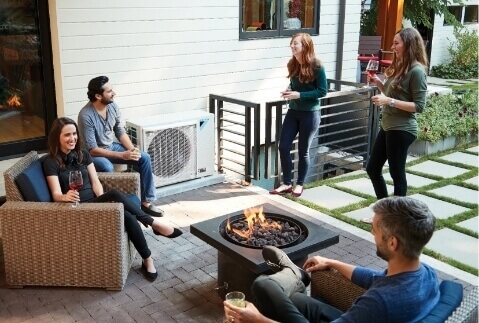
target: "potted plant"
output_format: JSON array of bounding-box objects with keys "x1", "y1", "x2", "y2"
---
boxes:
[{"x1": 284, "y1": 0, "x2": 301, "y2": 29}]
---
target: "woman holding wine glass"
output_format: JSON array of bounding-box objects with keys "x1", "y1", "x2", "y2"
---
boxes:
[
  {"x1": 364, "y1": 28, "x2": 428, "y2": 222},
  {"x1": 43, "y1": 117, "x2": 182, "y2": 281}
]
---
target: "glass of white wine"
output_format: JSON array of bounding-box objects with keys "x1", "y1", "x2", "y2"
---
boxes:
[{"x1": 224, "y1": 291, "x2": 246, "y2": 322}]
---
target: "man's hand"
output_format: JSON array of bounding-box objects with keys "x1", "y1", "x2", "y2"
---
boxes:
[
  {"x1": 122, "y1": 149, "x2": 140, "y2": 161},
  {"x1": 224, "y1": 301, "x2": 275, "y2": 323},
  {"x1": 303, "y1": 255, "x2": 331, "y2": 273}
]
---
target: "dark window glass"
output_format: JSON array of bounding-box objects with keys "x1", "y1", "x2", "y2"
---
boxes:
[
  {"x1": 240, "y1": 0, "x2": 319, "y2": 39},
  {"x1": 444, "y1": 6, "x2": 463, "y2": 25},
  {"x1": 464, "y1": 5, "x2": 478, "y2": 24}
]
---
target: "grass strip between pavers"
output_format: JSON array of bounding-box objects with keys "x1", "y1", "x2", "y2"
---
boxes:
[{"x1": 292, "y1": 142, "x2": 479, "y2": 276}]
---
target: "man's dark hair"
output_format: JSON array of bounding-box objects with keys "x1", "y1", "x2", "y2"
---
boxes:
[
  {"x1": 373, "y1": 196, "x2": 436, "y2": 259},
  {"x1": 87, "y1": 76, "x2": 109, "y2": 102}
]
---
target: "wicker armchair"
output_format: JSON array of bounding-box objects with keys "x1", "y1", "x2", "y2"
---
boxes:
[
  {"x1": 0, "y1": 151, "x2": 139, "y2": 290},
  {"x1": 311, "y1": 269, "x2": 478, "y2": 322}
]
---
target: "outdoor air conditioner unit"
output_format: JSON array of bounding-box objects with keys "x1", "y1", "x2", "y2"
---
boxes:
[{"x1": 126, "y1": 110, "x2": 215, "y2": 188}]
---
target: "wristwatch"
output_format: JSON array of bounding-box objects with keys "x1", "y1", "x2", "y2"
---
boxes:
[{"x1": 390, "y1": 99, "x2": 396, "y2": 107}]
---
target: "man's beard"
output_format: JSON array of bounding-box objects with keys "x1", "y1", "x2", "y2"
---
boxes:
[
  {"x1": 376, "y1": 248, "x2": 389, "y2": 261},
  {"x1": 100, "y1": 97, "x2": 113, "y2": 105}
]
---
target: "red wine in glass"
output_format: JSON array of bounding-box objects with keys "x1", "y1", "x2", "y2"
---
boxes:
[
  {"x1": 69, "y1": 170, "x2": 83, "y2": 207},
  {"x1": 365, "y1": 60, "x2": 379, "y2": 87}
]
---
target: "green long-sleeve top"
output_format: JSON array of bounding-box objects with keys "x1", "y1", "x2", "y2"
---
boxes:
[
  {"x1": 382, "y1": 64, "x2": 428, "y2": 137},
  {"x1": 289, "y1": 65, "x2": 328, "y2": 111}
]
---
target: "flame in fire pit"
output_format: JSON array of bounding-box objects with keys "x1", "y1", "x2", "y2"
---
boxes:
[
  {"x1": 7, "y1": 94, "x2": 22, "y2": 108},
  {"x1": 226, "y1": 206, "x2": 282, "y2": 239}
]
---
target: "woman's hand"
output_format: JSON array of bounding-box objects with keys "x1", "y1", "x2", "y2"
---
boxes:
[
  {"x1": 367, "y1": 73, "x2": 382, "y2": 86},
  {"x1": 280, "y1": 91, "x2": 300, "y2": 100},
  {"x1": 371, "y1": 94, "x2": 390, "y2": 107},
  {"x1": 64, "y1": 189, "x2": 80, "y2": 203}
]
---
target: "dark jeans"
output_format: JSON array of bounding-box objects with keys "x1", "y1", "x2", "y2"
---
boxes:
[
  {"x1": 251, "y1": 270, "x2": 343, "y2": 323},
  {"x1": 87, "y1": 190, "x2": 153, "y2": 259},
  {"x1": 279, "y1": 109, "x2": 320, "y2": 185},
  {"x1": 366, "y1": 128, "x2": 416, "y2": 199}
]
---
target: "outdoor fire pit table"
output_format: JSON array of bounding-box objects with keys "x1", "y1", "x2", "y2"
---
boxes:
[{"x1": 190, "y1": 203, "x2": 339, "y2": 300}]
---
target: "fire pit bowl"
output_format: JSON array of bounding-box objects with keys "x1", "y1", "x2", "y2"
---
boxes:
[{"x1": 220, "y1": 212, "x2": 307, "y2": 249}]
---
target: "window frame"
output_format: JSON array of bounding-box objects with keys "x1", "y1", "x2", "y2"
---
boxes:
[{"x1": 239, "y1": 0, "x2": 320, "y2": 40}]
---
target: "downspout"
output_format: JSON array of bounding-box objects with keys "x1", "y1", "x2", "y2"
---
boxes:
[{"x1": 335, "y1": 0, "x2": 346, "y2": 91}]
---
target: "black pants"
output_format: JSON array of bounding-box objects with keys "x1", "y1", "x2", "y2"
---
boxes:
[
  {"x1": 87, "y1": 190, "x2": 153, "y2": 259},
  {"x1": 366, "y1": 128, "x2": 416, "y2": 199}
]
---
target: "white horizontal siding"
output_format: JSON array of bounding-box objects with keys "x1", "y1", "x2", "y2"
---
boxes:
[{"x1": 51, "y1": 0, "x2": 361, "y2": 119}]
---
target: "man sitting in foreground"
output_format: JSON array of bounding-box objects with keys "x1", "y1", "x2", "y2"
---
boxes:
[{"x1": 224, "y1": 196, "x2": 439, "y2": 322}]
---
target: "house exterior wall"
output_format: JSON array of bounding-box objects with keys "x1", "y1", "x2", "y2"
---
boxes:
[
  {"x1": 429, "y1": 1, "x2": 478, "y2": 68},
  {"x1": 48, "y1": 0, "x2": 361, "y2": 122}
]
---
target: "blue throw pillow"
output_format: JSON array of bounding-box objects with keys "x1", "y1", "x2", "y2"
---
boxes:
[
  {"x1": 15, "y1": 158, "x2": 52, "y2": 202},
  {"x1": 421, "y1": 280, "x2": 463, "y2": 322},
  {"x1": 125, "y1": 194, "x2": 141, "y2": 208}
]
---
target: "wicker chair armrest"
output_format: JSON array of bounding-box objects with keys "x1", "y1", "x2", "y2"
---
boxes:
[
  {"x1": 98, "y1": 172, "x2": 141, "y2": 199},
  {"x1": 446, "y1": 287, "x2": 478, "y2": 323},
  {"x1": 311, "y1": 269, "x2": 367, "y2": 312}
]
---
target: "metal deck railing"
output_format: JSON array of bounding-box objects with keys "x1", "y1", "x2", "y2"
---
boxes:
[{"x1": 209, "y1": 79, "x2": 379, "y2": 187}]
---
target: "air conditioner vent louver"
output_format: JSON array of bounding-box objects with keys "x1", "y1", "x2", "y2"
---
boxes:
[{"x1": 126, "y1": 111, "x2": 214, "y2": 188}]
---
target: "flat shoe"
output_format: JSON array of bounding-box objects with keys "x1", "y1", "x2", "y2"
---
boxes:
[
  {"x1": 291, "y1": 187, "x2": 303, "y2": 198},
  {"x1": 141, "y1": 204, "x2": 164, "y2": 217},
  {"x1": 153, "y1": 227, "x2": 183, "y2": 238},
  {"x1": 141, "y1": 262, "x2": 158, "y2": 282},
  {"x1": 269, "y1": 186, "x2": 293, "y2": 195}
]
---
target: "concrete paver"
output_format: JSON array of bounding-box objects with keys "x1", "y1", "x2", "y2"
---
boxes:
[
  {"x1": 383, "y1": 172, "x2": 436, "y2": 188},
  {"x1": 344, "y1": 206, "x2": 374, "y2": 222},
  {"x1": 408, "y1": 160, "x2": 470, "y2": 178},
  {"x1": 439, "y1": 152, "x2": 478, "y2": 167},
  {"x1": 457, "y1": 216, "x2": 478, "y2": 234},
  {"x1": 464, "y1": 176, "x2": 478, "y2": 186},
  {"x1": 427, "y1": 228, "x2": 478, "y2": 269},
  {"x1": 407, "y1": 194, "x2": 470, "y2": 220},
  {"x1": 466, "y1": 146, "x2": 478, "y2": 153},
  {"x1": 429, "y1": 185, "x2": 478, "y2": 205},
  {"x1": 335, "y1": 177, "x2": 393, "y2": 197},
  {"x1": 301, "y1": 186, "x2": 365, "y2": 209}
]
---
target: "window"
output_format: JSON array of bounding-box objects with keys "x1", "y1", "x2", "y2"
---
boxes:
[
  {"x1": 464, "y1": 5, "x2": 478, "y2": 24},
  {"x1": 444, "y1": 6, "x2": 462, "y2": 25},
  {"x1": 240, "y1": 0, "x2": 319, "y2": 39},
  {"x1": 0, "y1": 0, "x2": 56, "y2": 157}
]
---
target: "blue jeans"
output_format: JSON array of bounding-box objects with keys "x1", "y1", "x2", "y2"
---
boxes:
[
  {"x1": 279, "y1": 109, "x2": 321, "y2": 185},
  {"x1": 92, "y1": 142, "x2": 156, "y2": 203},
  {"x1": 251, "y1": 269, "x2": 343, "y2": 322}
]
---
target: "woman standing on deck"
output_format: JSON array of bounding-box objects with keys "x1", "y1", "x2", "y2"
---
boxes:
[{"x1": 269, "y1": 33, "x2": 328, "y2": 198}]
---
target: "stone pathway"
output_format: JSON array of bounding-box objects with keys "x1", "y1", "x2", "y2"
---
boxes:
[{"x1": 299, "y1": 145, "x2": 479, "y2": 273}]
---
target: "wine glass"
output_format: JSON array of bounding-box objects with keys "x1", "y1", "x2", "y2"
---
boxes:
[
  {"x1": 69, "y1": 170, "x2": 83, "y2": 207},
  {"x1": 365, "y1": 59, "x2": 379, "y2": 87}
]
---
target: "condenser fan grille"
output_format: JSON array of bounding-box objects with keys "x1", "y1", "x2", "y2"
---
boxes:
[{"x1": 145, "y1": 125, "x2": 197, "y2": 186}]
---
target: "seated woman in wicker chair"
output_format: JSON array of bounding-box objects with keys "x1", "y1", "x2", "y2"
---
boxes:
[{"x1": 44, "y1": 117, "x2": 182, "y2": 282}]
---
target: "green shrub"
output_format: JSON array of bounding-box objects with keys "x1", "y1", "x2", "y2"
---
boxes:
[
  {"x1": 430, "y1": 29, "x2": 479, "y2": 79},
  {"x1": 417, "y1": 90, "x2": 478, "y2": 142}
]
